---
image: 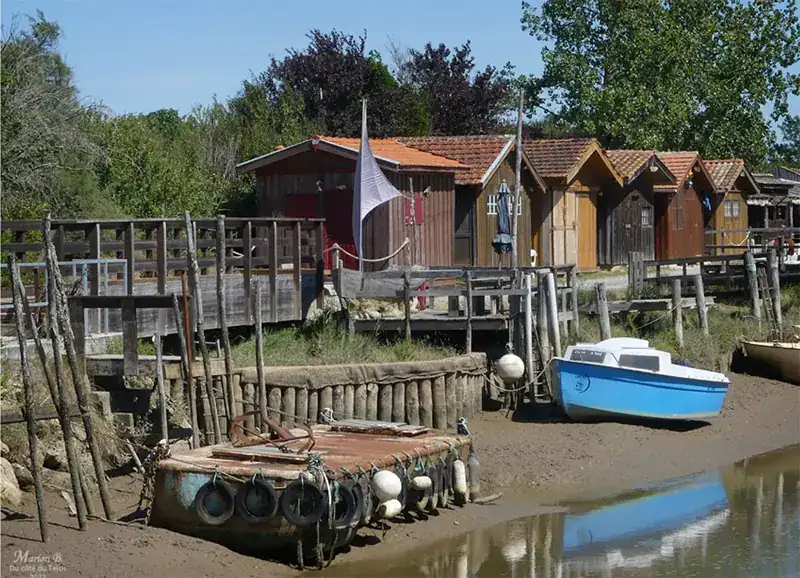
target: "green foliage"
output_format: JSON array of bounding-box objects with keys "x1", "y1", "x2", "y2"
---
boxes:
[
  {"x1": 771, "y1": 115, "x2": 800, "y2": 167},
  {"x1": 521, "y1": 0, "x2": 800, "y2": 166}
]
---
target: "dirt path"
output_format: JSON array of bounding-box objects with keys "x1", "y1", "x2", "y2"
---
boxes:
[{"x1": 2, "y1": 374, "x2": 797, "y2": 578}]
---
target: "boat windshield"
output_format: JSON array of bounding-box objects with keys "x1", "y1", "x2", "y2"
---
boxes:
[{"x1": 619, "y1": 354, "x2": 660, "y2": 372}]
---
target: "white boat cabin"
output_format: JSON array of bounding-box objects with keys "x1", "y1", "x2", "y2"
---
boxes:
[{"x1": 561, "y1": 338, "x2": 729, "y2": 383}]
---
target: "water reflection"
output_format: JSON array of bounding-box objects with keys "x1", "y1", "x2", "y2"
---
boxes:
[{"x1": 329, "y1": 444, "x2": 800, "y2": 578}]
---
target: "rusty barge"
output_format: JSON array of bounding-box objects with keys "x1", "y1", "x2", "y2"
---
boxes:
[{"x1": 148, "y1": 417, "x2": 477, "y2": 566}]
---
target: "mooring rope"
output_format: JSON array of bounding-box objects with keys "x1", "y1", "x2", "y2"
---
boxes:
[{"x1": 325, "y1": 238, "x2": 411, "y2": 263}]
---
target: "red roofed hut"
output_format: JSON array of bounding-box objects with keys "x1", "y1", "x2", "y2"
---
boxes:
[{"x1": 704, "y1": 159, "x2": 760, "y2": 254}]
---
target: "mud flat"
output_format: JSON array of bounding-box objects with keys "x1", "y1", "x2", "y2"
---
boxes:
[{"x1": 2, "y1": 374, "x2": 797, "y2": 577}]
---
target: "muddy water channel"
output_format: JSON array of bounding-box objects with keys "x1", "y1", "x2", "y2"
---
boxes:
[{"x1": 326, "y1": 444, "x2": 800, "y2": 577}]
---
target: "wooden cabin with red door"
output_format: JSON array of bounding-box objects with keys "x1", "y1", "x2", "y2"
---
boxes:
[
  {"x1": 653, "y1": 152, "x2": 717, "y2": 260},
  {"x1": 398, "y1": 135, "x2": 547, "y2": 267},
  {"x1": 601, "y1": 150, "x2": 676, "y2": 265},
  {"x1": 236, "y1": 136, "x2": 467, "y2": 270},
  {"x1": 523, "y1": 139, "x2": 623, "y2": 270},
  {"x1": 704, "y1": 159, "x2": 760, "y2": 254}
]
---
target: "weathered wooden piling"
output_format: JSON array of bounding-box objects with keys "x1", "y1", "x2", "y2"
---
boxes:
[
  {"x1": 406, "y1": 381, "x2": 420, "y2": 426},
  {"x1": 545, "y1": 272, "x2": 562, "y2": 357},
  {"x1": 333, "y1": 385, "x2": 345, "y2": 419},
  {"x1": 744, "y1": 251, "x2": 762, "y2": 324},
  {"x1": 154, "y1": 333, "x2": 169, "y2": 446},
  {"x1": 445, "y1": 374, "x2": 457, "y2": 428},
  {"x1": 354, "y1": 383, "x2": 367, "y2": 419},
  {"x1": 253, "y1": 279, "x2": 266, "y2": 430},
  {"x1": 296, "y1": 388, "x2": 309, "y2": 422},
  {"x1": 672, "y1": 279, "x2": 684, "y2": 349},
  {"x1": 392, "y1": 382, "x2": 405, "y2": 423},
  {"x1": 767, "y1": 249, "x2": 783, "y2": 335},
  {"x1": 243, "y1": 382, "x2": 255, "y2": 431},
  {"x1": 268, "y1": 386, "x2": 282, "y2": 422},
  {"x1": 366, "y1": 384, "x2": 378, "y2": 421},
  {"x1": 215, "y1": 215, "x2": 236, "y2": 421},
  {"x1": 8, "y1": 257, "x2": 50, "y2": 542},
  {"x1": 595, "y1": 282, "x2": 611, "y2": 341},
  {"x1": 433, "y1": 376, "x2": 447, "y2": 430},
  {"x1": 694, "y1": 274, "x2": 709, "y2": 336},
  {"x1": 178, "y1": 277, "x2": 200, "y2": 448},
  {"x1": 536, "y1": 273, "x2": 551, "y2": 365},
  {"x1": 379, "y1": 384, "x2": 393, "y2": 422},
  {"x1": 308, "y1": 390, "x2": 319, "y2": 424},
  {"x1": 465, "y1": 270, "x2": 474, "y2": 353},
  {"x1": 344, "y1": 385, "x2": 355, "y2": 420},
  {"x1": 420, "y1": 379, "x2": 433, "y2": 427},
  {"x1": 281, "y1": 387, "x2": 296, "y2": 427},
  {"x1": 232, "y1": 373, "x2": 243, "y2": 417},
  {"x1": 569, "y1": 266, "x2": 580, "y2": 334}
]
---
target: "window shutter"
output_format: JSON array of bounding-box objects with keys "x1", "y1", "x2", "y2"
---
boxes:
[{"x1": 405, "y1": 193, "x2": 424, "y2": 223}]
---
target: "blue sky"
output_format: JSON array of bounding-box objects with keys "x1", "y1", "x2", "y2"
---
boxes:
[
  {"x1": 1, "y1": 0, "x2": 797, "y2": 127},
  {"x1": 1, "y1": 0, "x2": 543, "y2": 115}
]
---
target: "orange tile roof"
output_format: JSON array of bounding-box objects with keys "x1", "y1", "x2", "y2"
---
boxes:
[
  {"x1": 522, "y1": 138, "x2": 596, "y2": 179},
  {"x1": 321, "y1": 136, "x2": 468, "y2": 171},
  {"x1": 705, "y1": 159, "x2": 746, "y2": 193},
  {"x1": 606, "y1": 150, "x2": 658, "y2": 181},
  {"x1": 653, "y1": 151, "x2": 701, "y2": 191},
  {"x1": 397, "y1": 135, "x2": 513, "y2": 184}
]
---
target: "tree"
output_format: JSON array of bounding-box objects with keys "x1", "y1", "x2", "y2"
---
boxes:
[
  {"x1": 772, "y1": 115, "x2": 800, "y2": 167},
  {"x1": 521, "y1": 0, "x2": 800, "y2": 165},
  {"x1": 250, "y1": 29, "x2": 428, "y2": 138},
  {"x1": 404, "y1": 41, "x2": 514, "y2": 135},
  {"x1": 1, "y1": 11, "x2": 102, "y2": 219}
]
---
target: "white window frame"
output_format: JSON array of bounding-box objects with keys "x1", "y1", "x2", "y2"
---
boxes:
[
  {"x1": 723, "y1": 200, "x2": 732, "y2": 218},
  {"x1": 732, "y1": 200, "x2": 740, "y2": 218},
  {"x1": 486, "y1": 194, "x2": 498, "y2": 216}
]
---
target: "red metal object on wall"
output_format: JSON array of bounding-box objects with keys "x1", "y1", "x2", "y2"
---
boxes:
[{"x1": 404, "y1": 193, "x2": 424, "y2": 224}]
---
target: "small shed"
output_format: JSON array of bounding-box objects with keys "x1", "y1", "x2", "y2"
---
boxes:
[
  {"x1": 704, "y1": 159, "x2": 760, "y2": 253},
  {"x1": 236, "y1": 136, "x2": 467, "y2": 270},
  {"x1": 399, "y1": 135, "x2": 547, "y2": 267},
  {"x1": 524, "y1": 139, "x2": 623, "y2": 270},
  {"x1": 653, "y1": 152, "x2": 717, "y2": 260},
  {"x1": 601, "y1": 150, "x2": 676, "y2": 265}
]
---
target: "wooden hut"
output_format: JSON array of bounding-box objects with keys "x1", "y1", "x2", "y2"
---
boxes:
[
  {"x1": 652, "y1": 152, "x2": 717, "y2": 260},
  {"x1": 236, "y1": 136, "x2": 467, "y2": 270},
  {"x1": 704, "y1": 159, "x2": 760, "y2": 254},
  {"x1": 399, "y1": 135, "x2": 547, "y2": 267},
  {"x1": 600, "y1": 150, "x2": 676, "y2": 265},
  {"x1": 523, "y1": 139, "x2": 623, "y2": 270}
]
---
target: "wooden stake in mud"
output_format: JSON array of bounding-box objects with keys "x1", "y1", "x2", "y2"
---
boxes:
[
  {"x1": 465, "y1": 270, "x2": 473, "y2": 354},
  {"x1": 744, "y1": 251, "x2": 762, "y2": 325},
  {"x1": 403, "y1": 271, "x2": 412, "y2": 342},
  {"x1": 545, "y1": 272, "x2": 562, "y2": 357},
  {"x1": 694, "y1": 274, "x2": 709, "y2": 336},
  {"x1": 42, "y1": 220, "x2": 88, "y2": 530},
  {"x1": 569, "y1": 266, "x2": 580, "y2": 335},
  {"x1": 44, "y1": 217, "x2": 114, "y2": 521},
  {"x1": 215, "y1": 215, "x2": 236, "y2": 421},
  {"x1": 767, "y1": 249, "x2": 783, "y2": 337},
  {"x1": 8, "y1": 257, "x2": 50, "y2": 542},
  {"x1": 523, "y1": 274, "x2": 534, "y2": 385},
  {"x1": 184, "y1": 212, "x2": 222, "y2": 444},
  {"x1": 154, "y1": 332, "x2": 169, "y2": 447},
  {"x1": 536, "y1": 272, "x2": 551, "y2": 362},
  {"x1": 177, "y1": 281, "x2": 200, "y2": 448},
  {"x1": 254, "y1": 279, "x2": 267, "y2": 427},
  {"x1": 595, "y1": 282, "x2": 611, "y2": 341},
  {"x1": 672, "y1": 279, "x2": 684, "y2": 350}
]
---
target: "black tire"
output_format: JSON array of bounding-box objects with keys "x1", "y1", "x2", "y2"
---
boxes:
[
  {"x1": 436, "y1": 462, "x2": 449, "y2": 508},
  {"x1": 279, "y1": 480, "x2": 326, "y2": 527},
  {"x1": 235, "y1": 478, "x2": 278, "y2": 523},
  {"x1": 329, "y1": 482, "x2": 358, "y2": 530},
  {"x1": 425, "y1": 466, "x2": 439, "y2": 512},
  {"x1": 341, "y1": 479, "x2": 364, "y2": 528},
  {"x1": 195, "y1": 479, "x2": 235, "y2": 526}
]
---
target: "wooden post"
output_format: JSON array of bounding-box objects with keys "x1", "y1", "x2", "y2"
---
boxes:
[
  {"x1": 569, "y1": 266, "x2": 579, "y2": 335},
  {"x1": 315, "y1": 221, "x2": 325, "y2": 311},
  {"x1": 215, "y1": 216, "x2": 236, "y2": 421},
  {"x1": 254, "y1": 279, "x2": 267, "y2": 429},
  {"x1": 545, "y1": 272, "x2": 562, "y2": 357},
  {"x1": 419, "y1": 380, "x2": 433, "y2": 427},
  {"x1": 292, "y1": 221, "x2": 302, "y2": 319},
  {"x1": 403, "y1": 271, "x2": 412, "y2": 342},
  {"x1": 537, "y1": 273, "x2": 551, "y2": 363},
  {"x1": 242, "y1": 220, "x2": 253, "y2": 321},
  {"x1": 767, "y1": 249, "x2": 783, "y2": 335},
  {"x1": 511, "y1": 87, "x2": 524, "y2": 267},
  {"x1": 595, "y1": 283, "x2": 611, "y2": 341},
  {"x1": 672, "y1": 279, "x2": 684, "y2": 350},
  {"x1": 185, "y1": 212, "x2": 222, "y2": 444},
  {"x1": 559, "y1": 283, "x2": 568, "y2": 336},
  {"x1": 694, "y1": 274, "x2": 709, "y2": 336},
  {"x1": 8, "y1": 257, "x2": 50, "y2": 542},
  {"x1": 269, "y1": 221, "x2": 279, "y2": 323},
  {"x1": 42, "y1": 219, "x2": 88, "y2": 529},
  {"x1": 172, "y1": 292, "x2": 199, "y2": 448},
  {"x1": 744, "y1": 251, "x2": 762, "y2": 325},
  {"x1": 465, "y1": 270, "x2": 473, "y2": 354},
  {"x1": 154, "y1": 332, "x2": 169, "y2": 446},
  {"x1": 124, "y1": 222, "x2": 135, "y2": 295},
  {"x1": 524, "y1": 274, "x2": 534, "y2": 386}
]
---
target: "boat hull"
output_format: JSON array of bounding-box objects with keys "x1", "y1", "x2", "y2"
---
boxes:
[
  {"x1": 741, "y1": 341, "x2": 800, "y2": 384},
  {"x1": 552, "y1": 359, "x2": 729, "y2": 422}
]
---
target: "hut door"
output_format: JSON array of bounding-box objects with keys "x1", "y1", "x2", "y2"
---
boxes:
[
  {"x1": 577, "y1": 191, "x2": 598, "y2": 270},
  {"x1": 453, "y1": 188, "x2": 475, "y2": 266}
]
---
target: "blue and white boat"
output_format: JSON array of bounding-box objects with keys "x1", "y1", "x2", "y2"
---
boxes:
[{"x1": 552, "y1": 338, "x2": 730, "y2": 422}]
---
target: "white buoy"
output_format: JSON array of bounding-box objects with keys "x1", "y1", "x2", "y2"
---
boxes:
[
  {"x1": 371, "y1": 470, "x2": 402, "y2": 502},
  {"x1": 377, "y1": 498, "x2": 403, "y2": 519},
  {"x1": 496, "y1": 353, "x2": 525, "y2": 383},
  {"x1": 453, "y1": 459, "x2": 468, "y2": 496},
  {"x1": 411, "y1": 475, "x2": 432, "y2": 491}
]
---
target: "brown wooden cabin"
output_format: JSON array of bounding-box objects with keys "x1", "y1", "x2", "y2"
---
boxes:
[
  {"x1": 652, "y1": 152, "x2": 717, "y2": 260},
  {"x1": 523, "y1": 139, "x2": 624, "y2": 270},
  {"x1": 399, "y1": 135, "x2": 547, "y2": 267},
  {"x1": 704, "y1": 159, "x2": 760, "y2": 254},
  {"x1": 601, "y1": 150, "x2": 677, "y2": 266},
  {"x1": 750, "y1": 170, "x2": 800, "y2": 230},
  {"x1": 236, "y1": 136, "x2": 467, "y2": 270}
]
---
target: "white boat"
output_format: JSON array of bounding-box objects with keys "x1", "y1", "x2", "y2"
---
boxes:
[{"x1": 741, "y1": 340, "x2": 800, "y2": 384}]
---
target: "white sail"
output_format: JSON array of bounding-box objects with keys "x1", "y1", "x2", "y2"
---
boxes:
[{"x1": 352, "y1": 99, "x2": 401, "y2": 270}]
